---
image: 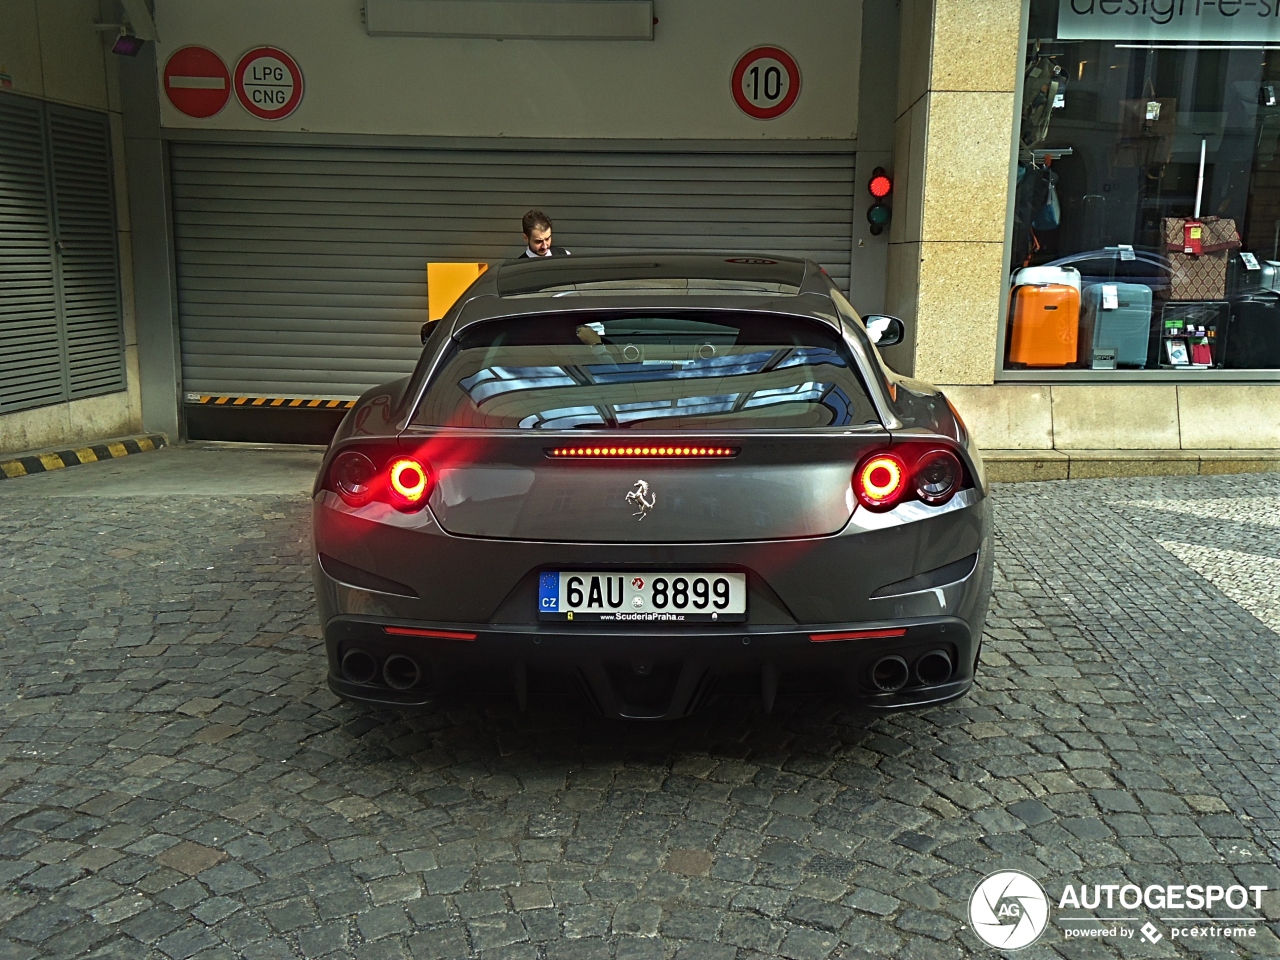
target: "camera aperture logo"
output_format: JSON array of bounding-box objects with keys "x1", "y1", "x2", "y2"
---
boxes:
[{"x1": 969, "y1": 870, "x2": 1050, "y2": 950}]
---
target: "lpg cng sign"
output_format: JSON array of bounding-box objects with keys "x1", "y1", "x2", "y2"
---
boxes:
[
  {"x1": 234, "y1": 47, "x2": 304, "y2": 120},
  {"x1": 732, "y1": 46, "x2": 801, "y2": 120}
]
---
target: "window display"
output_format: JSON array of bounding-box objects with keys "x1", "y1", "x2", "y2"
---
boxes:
[{"x1": 1006, "y1": 0, "x2": 1280, "y2": 372}]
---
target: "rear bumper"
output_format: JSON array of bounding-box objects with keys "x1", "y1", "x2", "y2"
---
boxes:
[
  {"x1": 322, "y1": 613, "x2": 978, "y2": 719},
  {"x1": 312, "y1": 483, "x2": 994, "y2": 719}
]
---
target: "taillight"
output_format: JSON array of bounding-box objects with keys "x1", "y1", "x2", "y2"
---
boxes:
[
  {"x1": 547, "y1": 445, "x2": 738, "y2": 459},
  {"x1": 810, "y1": 627, "x2": 908, "y2": 642},
  {"x1": 326, "y1": 449, "x2": 433, "y2": 512},
  {"x1": 331, "y1": 451, "x2": 377, "y2": 506},
  {"x1": 853, "y1": 445, "x2": 967, "y2": 512},
  {"x1": 387, "y1": 458, "x2": 430, "y2": 510},
  {"x1": 384, "y1": 626, "x2": 475, "y2": 640},
  {"x1": 854, "y1": 453, "x2": 908, "y2": 510},
  {"x1": 914, "y1": 449, "x2": 961, "y2": 504}
]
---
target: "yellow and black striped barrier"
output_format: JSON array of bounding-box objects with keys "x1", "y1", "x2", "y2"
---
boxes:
[
  {"x1": 0, "y1": 434, "x2": 167, "y2": 480},
  {"x1": 190, "y1": 395, "x2": 356, "y2": 410}
]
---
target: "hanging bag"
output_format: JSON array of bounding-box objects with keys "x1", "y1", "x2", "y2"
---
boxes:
[{"x1": 1032, "y1": 170, "x2": 1061, "y2": 230}]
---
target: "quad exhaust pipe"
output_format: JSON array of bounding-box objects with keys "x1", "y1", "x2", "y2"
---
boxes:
[
  {"x1": 340, "y1": 648, "x2": 425, "y2": 691},
  {"x1": 915, "y1": 649, "x2": 952, "y2": 686},
  {"x1": 870, "y1": 655, "x2": 909, "y2": 692},
  {"x1": 341, "y1": 649, "x2": 378, "y2": 684},
  {"x1": 383, "y1": 654, "x2": 422, "y2": 690},
  {"x1": 870, "y1": 649, "x2": 953, "y2": 692}
]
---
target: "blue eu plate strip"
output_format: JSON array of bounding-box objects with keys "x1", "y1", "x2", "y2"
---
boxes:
[{"x1": 539, "y1": 571, "x2": 559, "y2": 612}]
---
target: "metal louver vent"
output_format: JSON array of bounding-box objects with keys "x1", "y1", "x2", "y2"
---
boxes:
[
  {"x1": 48, "y1": 105, "x2": 125, "y2": 399},
  {"x1": 0, "y1": 94, "x2": 64, "y2": 413},
  {"x1": 0, "y1": 94, "x2": 124, "y2": 416}
]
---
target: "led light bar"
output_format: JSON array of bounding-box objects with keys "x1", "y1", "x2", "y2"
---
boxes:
[
  {"x1": 383, "y1": 626, "x2": 477, "y2": 640},
  {"x1": 547, "y1": 445, "x2": 738, "y2": 459},
  {"x1": 809, "y1": 628, "x2": 908, "y2": 642}
]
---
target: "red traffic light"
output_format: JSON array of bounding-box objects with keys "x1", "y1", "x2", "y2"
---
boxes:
[{"x1": 869, "y1": 168, "x2": 892, "y2": 198}]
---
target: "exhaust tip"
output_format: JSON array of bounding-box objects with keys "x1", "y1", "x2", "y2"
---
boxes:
[
  {"x1": 869, "y1": 655, "x2": 909, "y2": 692},
  {"x1": 341, "y1": 649, "x2": 378, "y2": 685},
  {"x1": 915, "y1": 649, "x2": 953, "y2": 686},
  {"x1": 383, "y1": 654, "x2": 422, "y2": 691}
]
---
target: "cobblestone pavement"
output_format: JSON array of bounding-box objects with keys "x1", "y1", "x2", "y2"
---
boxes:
[{"x1": 1, "y1": 470, "x2": 1279, "y2": 960}]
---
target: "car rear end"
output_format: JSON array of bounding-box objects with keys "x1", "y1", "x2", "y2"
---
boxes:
[{"x1": 312, "y1": 257, "x2": 993, "y2": 718}]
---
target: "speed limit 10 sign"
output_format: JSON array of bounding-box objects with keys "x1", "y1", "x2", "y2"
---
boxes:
[{"x1": 732, "y1": 46, "x2": 801, "y2": 120}]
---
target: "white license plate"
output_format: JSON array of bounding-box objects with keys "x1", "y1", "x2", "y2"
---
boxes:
[{"x1": 539, "y1": 571, "x2": 747, "y2": 622}]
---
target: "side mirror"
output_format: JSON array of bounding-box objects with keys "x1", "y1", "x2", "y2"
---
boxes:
[
  {"x1": 421, "y1": 319, "x2": 437, "y2": 344},
  {"x1": 863, "y1": 314, "x2": 905, "y2": 347}
]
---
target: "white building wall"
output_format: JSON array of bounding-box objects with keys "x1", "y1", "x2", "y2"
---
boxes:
[{"x1": 153, "y1": 0, "x2": 861, "y2": 140}]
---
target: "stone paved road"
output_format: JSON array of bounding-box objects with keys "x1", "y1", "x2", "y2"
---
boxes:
[{"x1": 1, "y1": 467, "x2": 1279, "y2": 960}]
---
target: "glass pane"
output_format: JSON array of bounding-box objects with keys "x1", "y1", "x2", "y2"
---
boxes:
[
  {"x1": 1008, "y1": 2, "x2": 1280, "y2": 371},
  {"x1": 413, "y1": 312, "x2": 879, "y2": 429}
]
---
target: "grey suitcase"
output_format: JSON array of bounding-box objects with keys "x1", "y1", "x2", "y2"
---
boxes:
[
  {"x1": 1080, "y1": 282, "x2": 1152, "y2": 368},
  {"x1": 1260, "y1": 260, "x2": 1280, "y2": 292}
]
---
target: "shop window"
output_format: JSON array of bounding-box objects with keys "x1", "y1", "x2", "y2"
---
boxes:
[{"x1": 1006, "y1": 0, "x2": 1280, "y2": 373}]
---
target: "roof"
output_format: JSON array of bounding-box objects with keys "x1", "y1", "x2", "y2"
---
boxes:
[{"x1": 492, "y1": 253, "x2": 812, "y2": 298}]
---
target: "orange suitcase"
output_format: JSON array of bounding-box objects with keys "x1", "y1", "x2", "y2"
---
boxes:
[{"x1": 1008, "y1": 283, "x2": 1080, "y2": 366}]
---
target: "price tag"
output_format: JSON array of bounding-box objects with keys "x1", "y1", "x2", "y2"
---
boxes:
[
  {"x1": 1145, "y1": 100, "x2": 1162, "y2": 120},
  {"x1": 1240, "y1": 251, "x2": 1260, "y2": 270},
  {"x1": 1118, "y1": 244, "x2": 1136, "y2": 261},
  {"x1": 1101, "y1": 284, "x2": 1119, "y2": 310}
]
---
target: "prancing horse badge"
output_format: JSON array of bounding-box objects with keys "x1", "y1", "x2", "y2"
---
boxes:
[{"x1": 625, "y1": 479, "x2": 656, "y2": 520}]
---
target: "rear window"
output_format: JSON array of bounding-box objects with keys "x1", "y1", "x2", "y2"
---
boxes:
[{"x1": 412, "y1": 312, "x2": 879, "y2": 430}]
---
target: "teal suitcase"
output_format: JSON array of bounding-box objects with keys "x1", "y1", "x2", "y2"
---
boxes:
[{"x1": 1080, "y1": 283, "x2": 1152, "y2": 368}]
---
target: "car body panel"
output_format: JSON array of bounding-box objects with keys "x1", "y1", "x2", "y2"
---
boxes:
[{"x1": 404, "y1": 432, "x2": 886, "y2": 542}]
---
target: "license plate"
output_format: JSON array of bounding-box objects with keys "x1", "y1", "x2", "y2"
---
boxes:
[{"x1": 539, "y1": 571, "x2": 747, "y2": 623}]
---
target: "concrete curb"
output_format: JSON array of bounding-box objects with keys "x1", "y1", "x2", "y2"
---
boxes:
[
  {"x1": 0, "y1": 434, "x2": 168, "y2": 480},
  {"x1": 984, "y1": 448, "x2": 1280, "y2": 482}
]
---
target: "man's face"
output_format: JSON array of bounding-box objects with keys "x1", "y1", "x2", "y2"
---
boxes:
[{"x1": 525, "y1": 225, "x2": 552, "y2": 255}]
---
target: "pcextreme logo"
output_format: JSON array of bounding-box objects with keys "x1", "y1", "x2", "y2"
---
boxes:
[{"x1": 968, "y1": 870, "x2": 1050, "y2": 949}]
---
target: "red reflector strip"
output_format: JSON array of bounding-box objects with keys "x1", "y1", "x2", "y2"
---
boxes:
[
  {"x1": 808, "y1": 628, "x2": 908, "y2": 642},
  {"x1": 546, "y1": 445, "x2": 738, "y2": 458},
  {"x1": 383, "y1": 626, "x2": 477, "y2": 640}
]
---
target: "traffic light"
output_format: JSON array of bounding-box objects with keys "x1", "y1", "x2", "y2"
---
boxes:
[{"x1": 867, "y1": 167, "x2": 892, "y2": 235}]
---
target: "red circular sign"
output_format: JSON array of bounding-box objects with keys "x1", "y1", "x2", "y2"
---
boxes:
[
  {"x1": 163, "y1": 46, "x2": 230, "y2": 119},
  {"x1": 234, "y1": 47, "x2": 304, "y2": 121},
  {"x1": 732, "y1": 46, "x2": 801, "y2": 120}
]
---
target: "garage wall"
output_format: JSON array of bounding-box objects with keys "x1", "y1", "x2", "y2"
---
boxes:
[
  {"x1": 152, "y1": 0, "x2": 861, "y2": 140},
  {"x1": 171, "y1": 140, "x2": 857, "y2": 398}
]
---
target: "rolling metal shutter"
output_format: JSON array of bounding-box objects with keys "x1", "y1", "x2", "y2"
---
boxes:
[
  {"x1": 0, "y1": 94, "x2": 124, "y2": 416},
  {"x1": 170, "y1": 142, "x2": 855, "y2": 399}
]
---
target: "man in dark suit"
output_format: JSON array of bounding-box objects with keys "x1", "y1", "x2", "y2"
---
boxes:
[{"x1": 520, "y1": 209, "x2": 571, "y2": 258}]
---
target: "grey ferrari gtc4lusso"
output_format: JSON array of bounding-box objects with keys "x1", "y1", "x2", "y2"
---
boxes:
[{"x1": 312, "y1": 254, "x2": 994, "y2": 719}]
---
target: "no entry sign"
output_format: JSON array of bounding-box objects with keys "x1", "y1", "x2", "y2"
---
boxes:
[
  {"x1": 234, "y1": 47, "x2": 303, "y2": 121},
  {"x1": 163, "y1": 46, "x2": 230, "y2": 119},
  {"x1": 732, "y1": 46, "x2": 801, "y2": 120}
]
